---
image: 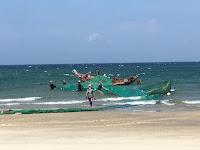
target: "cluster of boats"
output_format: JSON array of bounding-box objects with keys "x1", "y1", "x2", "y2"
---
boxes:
[{"x1": 72, "y1": 69, "x2": 139, "y2": 85}]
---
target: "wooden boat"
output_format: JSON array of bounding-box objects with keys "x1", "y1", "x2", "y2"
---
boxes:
[
  {"x1": 112, "y1": 75, "x2": 139, "y2": 85},
  {"x1": 72, "y1": 69, "x2": 95, "y2": 82}
]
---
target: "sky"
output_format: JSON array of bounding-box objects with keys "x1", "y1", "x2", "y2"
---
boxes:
[{"x1": 0, "y1": 0, "x2": 200, "y2": 65}]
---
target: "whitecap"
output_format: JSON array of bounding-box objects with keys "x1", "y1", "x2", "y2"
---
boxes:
[
  {"x1": 0, "y1": 103, "x2": 20, "y2": 106},
  {"x1": 64, "y1": 74, "x2": 74, "y2": 76},
  {"x1": 33, "y1": 100, "x2": 85, "y2": 105},
  {"x1": 183, "y1": 100, "x2": 200, "y2": 104},
  {"x1": 161, "y1": 100, "x2": 175, "y2": 106},
  {"x1": 97, "y1": 96, "x2": 142, "y2": 102},
  {"x1": 104, "y1": 100, "x2": 157, "y2": 106},
  {"x1": 0, "y1": 97, "x2": 42, "y2": 102}
]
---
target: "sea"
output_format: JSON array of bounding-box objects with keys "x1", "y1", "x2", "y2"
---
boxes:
[{"x1": 0, "y1": 62, "x2": 200, "y2": 112}]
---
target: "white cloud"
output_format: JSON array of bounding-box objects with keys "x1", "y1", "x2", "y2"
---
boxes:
[
  {"x1": 115, "y1": 19, "x2": 158, "y2": 32},
  {"x1": 88, "y1": 32, "x2": 101, "y2": 42}
]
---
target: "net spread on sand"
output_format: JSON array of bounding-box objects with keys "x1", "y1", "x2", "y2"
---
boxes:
[{"x1": 0, "y1": 107, "x2": 103, "y2": 115}]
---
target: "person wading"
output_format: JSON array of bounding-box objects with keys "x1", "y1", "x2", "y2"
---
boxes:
[
  {"x1": 78, "y1": 80, "x2": 84, "y2": 91},
  {"x1": 98, "y1": 81, "x2": 107, "y2": 95},
  {"x1": 50, "y1": 81, "x2": 56, "y2": 90},
  {"x1": 86, "y1": 84, "x2": 95, "y2": 107}
]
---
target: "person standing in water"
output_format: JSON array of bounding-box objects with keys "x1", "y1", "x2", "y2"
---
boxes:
[
  {"x1": 98, "y1": 81, "x2": 107, "y2": 95},
  {"x1": 78, "y1": 80, "x2": 84, "y2": 91},
  {"x1": 86, "y1": 84, "x2": 95, "y2": 107},
  {"x1": 63, "y1": 80, "x2": 66, "y2": 86},
  {"x1": 95, "y1": 67, "x2": 100, "y2": 75},
  {"x1": 50, "y1": 81, "x2": 56, "y2": 90}
]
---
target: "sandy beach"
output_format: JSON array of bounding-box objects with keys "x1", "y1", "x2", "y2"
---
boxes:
[{"x1": 0, "y1": 110, "x2": 200, "y2": 150}]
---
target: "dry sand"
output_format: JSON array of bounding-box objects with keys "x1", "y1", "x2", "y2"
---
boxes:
[{"x1": 0, "y1": 110, "x2": 200, "y2": 150}]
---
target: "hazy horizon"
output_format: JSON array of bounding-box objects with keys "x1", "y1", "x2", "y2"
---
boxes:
[{"x1": 0, "y1": 61, "x2": 199, "y2": 66}]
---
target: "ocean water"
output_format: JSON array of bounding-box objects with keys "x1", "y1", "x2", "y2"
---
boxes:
[{"x1": 0, "y1": 62, "x2": 200, "y2": 112}]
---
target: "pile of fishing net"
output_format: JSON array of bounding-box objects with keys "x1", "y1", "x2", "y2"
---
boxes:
[{"x1": 58, "y1": 75, "x2": 171, "y2": 97}]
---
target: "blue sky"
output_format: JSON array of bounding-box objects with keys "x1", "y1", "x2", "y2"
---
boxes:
[{"x1": 0, "y1": 0, "x2": 200, "y2": 65}]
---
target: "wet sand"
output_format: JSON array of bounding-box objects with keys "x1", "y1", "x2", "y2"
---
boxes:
[{"x1": 0, "y1": 110, "x2": 200, "y2": 150}]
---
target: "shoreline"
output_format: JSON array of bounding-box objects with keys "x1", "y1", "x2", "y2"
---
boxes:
[{"x1": 0, "y1": 110, "x2": 200, "y2": 149}]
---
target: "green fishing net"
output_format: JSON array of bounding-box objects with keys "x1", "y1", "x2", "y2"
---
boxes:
[{"x1": 58, "y1": 75, "x2": 171, "y2": 97}]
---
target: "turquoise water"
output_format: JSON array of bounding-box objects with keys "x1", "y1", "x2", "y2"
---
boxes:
[{"x1": 0, "y1": 62, "x2": 200, "y2": 112}]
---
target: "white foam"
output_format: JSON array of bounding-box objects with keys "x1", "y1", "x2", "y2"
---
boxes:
[
  {"x1": 64, "y1": 74, "x2": 74, "y2": 76},
  {"x1": 33, "y1": 100, "x2": 85, "y2": 105},
  {"x1": 106, "y1": 100, "x2": 157, "y2": 106},
  {"x1": 170, "y1": 89, "x2": 175, "y2": 92},
  {"x1": 97, "y1": 96, "x2": 142, "y2": 102},
  {"x1": 161, "y1": 100, "x2": 175, "y2": 106},
  {"x1": 0, "y1": 97, "x2": 42, "y2": 102},
  {"x1": 183, "y1": 100, "x2": 200, "y2": 104},
  {"x1": 0, "y1": 103, "x2": 20, "y2": 106}
]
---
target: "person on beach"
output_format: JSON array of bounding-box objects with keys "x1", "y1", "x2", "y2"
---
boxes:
[
  {"x1": 63, "y1": 80, "x2": 66, "y2": 86},
  {"x1": 98, "y1": 81, "x2": 107, "y2": 95},
  {"x1": 50, "y1": 81, "x2": 56, "y2": 90},
  {"x1": 95, "y1": 67, "x2": 100, "y2": 75},
  {"x1": 78, "y1": 80, "x2": 84, "y2": 91},
  {"x1": 86, "y1": 84, "x2": 95, "y2": 107}
]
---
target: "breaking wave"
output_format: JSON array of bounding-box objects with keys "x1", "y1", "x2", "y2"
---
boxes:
[
  {"x1": 183, "y1": 100, "x2": 200, "y2": 104},
  {"x1": 97, "y1": 96, "x2": 142, "y2": 102},
  {"x1": 0, "y1": 97, "x2": 42, "y2": 103},
  {"x1": 161, "y1": 100, "x2": 175, "y2": 106},
  {"x1": 104, "y1": 100, "x2": 157, "y2": 106},
  {"x1": 33, "y1": 100, "x2": 85, "y2": 105}
]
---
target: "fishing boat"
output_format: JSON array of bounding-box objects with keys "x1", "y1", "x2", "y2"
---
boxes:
[
  {"x1": 72, "y1": 69, "x2": 95, "y2": 82},
  {"x1": 112, "y1": 75, "x2": 139, "y2": 85}
]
